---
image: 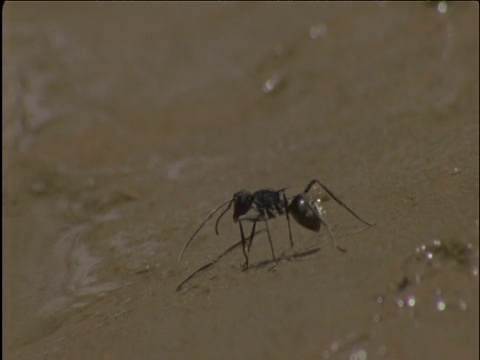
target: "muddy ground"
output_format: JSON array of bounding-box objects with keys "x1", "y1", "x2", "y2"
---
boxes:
[{"x1": 3, "y1": 2, "x2": 479, "y2": 360}]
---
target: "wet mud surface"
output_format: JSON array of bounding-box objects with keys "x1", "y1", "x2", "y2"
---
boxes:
[{"x1": 3, "y1": 2, "x2": 479, "y2": 359}]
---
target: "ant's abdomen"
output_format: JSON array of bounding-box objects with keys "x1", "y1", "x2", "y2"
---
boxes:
[{"x1": 287, "y1": 195, "x2": 321, "y2": 232}]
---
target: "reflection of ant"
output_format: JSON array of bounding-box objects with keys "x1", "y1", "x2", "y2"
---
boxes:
[{"x1": 178, "y1": 179, "x2": 375, "y2": 271}]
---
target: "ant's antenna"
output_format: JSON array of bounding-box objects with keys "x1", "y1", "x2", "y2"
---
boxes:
[
  {"x1": 178, "y1": 199, "x2": 232, "y2": 261},
  {"x1": 214, "y1": 202, "x2": 233, "y2": 235}
]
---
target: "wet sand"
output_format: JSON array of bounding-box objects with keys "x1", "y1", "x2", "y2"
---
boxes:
[{"x1": 3, "y1": 2, "x2": 479, "y2": 359}]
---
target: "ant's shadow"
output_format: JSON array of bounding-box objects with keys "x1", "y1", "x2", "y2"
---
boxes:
[
  {"x1": 176, "y1": 230, "x2": 322, "y2": 292},
  {"x1": 245, "y1": 247, "x2": 322, "y2": 270}
]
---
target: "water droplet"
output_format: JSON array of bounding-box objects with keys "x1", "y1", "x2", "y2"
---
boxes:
[
  {"x1": 309, "y1": 23, "x2": 327, "y2": 39},
  {"x1": 349, "y1": 349, "x2": 368, "y2": 360},
  {"x1": 274, "y1": 44, "x2": 285, "y2": 56},
  {"x1": 437, "y1": 1, "x2": 448, "y2": 14},
  {"x1": 458, "y1": 300, "x2": 468, "y2": 311},
  {"x1": 375, "y1": 295, "x2": 384, "y2": 304},
  {"x1": 377, "y1": 345, "x2": 387, "y2": 356},
  {"x1": 433, "y1": 239, "x2": 442, "y2": 247},
  {"x1": 472, "y1": 266, "x2": 478, "y2": 277},
  {"x1": 436, "y1": 299, "x2": 446, "y2": 311},
  {"x1": 330, "y1": 341, "x2": 340, "y2": 353},
  {"x1": 373, "y1": 314, "x2": 381, "y2": 323},
  {"x1": 397, "y1": 299, "x2": 405, "y2": 308},
  {"x1": 406, "y1": 295, "x2": 416, "y2": 308},
  {"x1": 426, "y1": 251, "x2": 434, "y2": 260},
  {"x1": 262, "y1": 73, "x2": 282, "y2": 93}
]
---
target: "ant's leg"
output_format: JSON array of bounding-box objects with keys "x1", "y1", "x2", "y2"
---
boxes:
[
  {"x1": 264, "y1": 217, "x2": 276, "y2": 262},
  {"x1": 322, "y1": 219, "x2": 346, "y2": 253},
  {"x1": 303, "y1": 179, "x2": 318, "y2": 193},
  {"x1": 309, "y1": 179, "x2": 375, "y2": 227},
  {"x1": 247, "y1": 221, "x2": 257, "y2": 253},
  {"x1": 283, "y1": 193, "x2": 294, "y2": 248},
  {"x1": 238, "y1": 221, "x2": 250, "y2": 270},
  {"x1": 313, "y1": 202, "x2": 346, "y2": 253}
]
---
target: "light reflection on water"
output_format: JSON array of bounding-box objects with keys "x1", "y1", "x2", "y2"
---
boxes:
[
  {"x1": 38, "y1": 222, "x2": 119, "y2": 316},
  {"x1": 384, "y1": 238, "x2": 477, "y2": 316}
]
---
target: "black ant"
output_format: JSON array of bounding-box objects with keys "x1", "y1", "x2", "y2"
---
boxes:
[
  {"x1": 178, "y1": 179, "x2": 374, "y2": 270},
  {"x1": 178, "y1": 187, "x2": 292, "y2": 270}
]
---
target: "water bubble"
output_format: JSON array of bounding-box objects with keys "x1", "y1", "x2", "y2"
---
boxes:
[
  {"x1": 273, "y1": 44, "x2": 285, "y2": 56},
  {"x1": 472, "y1": 266, "x2": 478, "y2": 277},
  {"x1": 426, "y1": 251, "x2": 434, "y2": 260},
  {"x1": 436, "y1": 299, "x2": 446, "y2": 311},
  {"x1": 377, "y1": 345, "x2": 387, "y2": 356},
  {"x1": 458, "y1": 300, "x2": 468, "y2": 311},
  {"x1": 433, "y1": 239, "x2": 442, "y2": 247},
  {"x1": 406, "y1": 295, "x2": 416, "y2": 308},
  {"x1": 437, "y1": 1, "x2": 448, "y2": 14},
  {"x1": 375, "y1": 295, "x2": 384, "y2": 304},
  {"x1": 416, "y1": 244, "x2": 427, "y2": 254},
  {"x1": 350, "y1": 349, "x2": 368, "y2": 360},
  {"x1": 262, "y1": 73, "x2": 282, "y2": 93},
  {"x1": 373, "y1": 314, "x2": 381, "y2": 323},
  {"x1": 396, "y1": 299, "x2": 405, "y2": 308},
  {"x1": 330, "y1": 341, "x2": 340, "y2": 353},
  {"x1": 309, "y1": 23, "x2": 327, "y2": 39}
]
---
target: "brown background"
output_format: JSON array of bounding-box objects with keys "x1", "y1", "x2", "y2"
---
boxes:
[{"x1": 3, "y1": 2, "x2": 479, "y2": 359}]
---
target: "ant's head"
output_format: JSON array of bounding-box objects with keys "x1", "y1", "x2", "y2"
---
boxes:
[{"x1": 232, "y1": 190, "x2": 253, "y2": 222}]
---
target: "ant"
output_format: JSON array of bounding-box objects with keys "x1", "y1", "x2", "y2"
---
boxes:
[
  {"x1": 178, "y1": 187, "x2": 292, "y2": 270},
  {"x1": 178, "y1": 179, "x2": 374, "y2": 270}
]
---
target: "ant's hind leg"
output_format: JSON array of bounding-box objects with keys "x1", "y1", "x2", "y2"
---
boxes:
[
  {"x1": 314, "y1": 204, "x2": 346, "y2": 253},
  {"x1": 307, "y1": 199, "x2": 347, "y2": 252},
  {"x1": 283, "y1": 193, "x2": 294, "y2": 248},
  {"x1": 264, "y1": 217, "x2": 277, "y2": 262},
  {"x1": 285, "y1": 209, "x2": 294, "y2": 248},
  {"x1": 238, "y1": 221, "x2": 250, "y2": 270},
  {"x1": 311, "y1": 179, "x2": 375, "y2": 227},
  {"x1": 247, "y1": 221, "x2": 257, "y2": 253},
  {"x1": 323, "y1": 220, "x2": 347, "y2": 253}
]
